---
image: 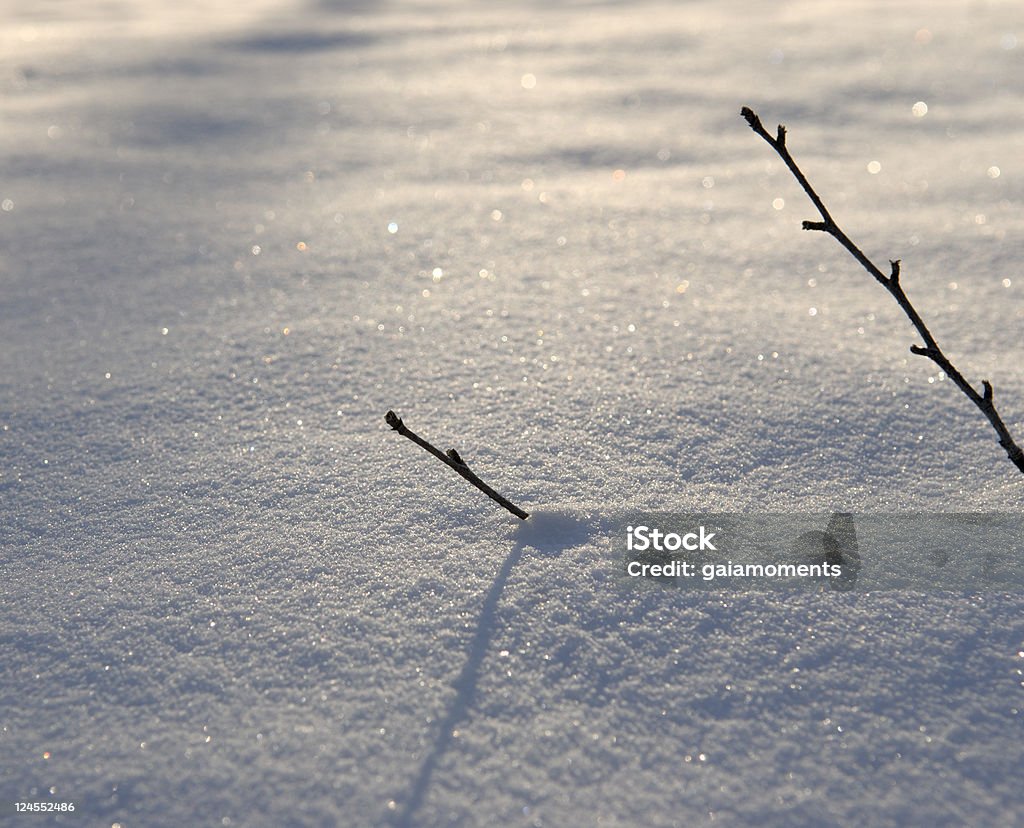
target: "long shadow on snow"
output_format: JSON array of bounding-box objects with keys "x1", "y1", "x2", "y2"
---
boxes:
[{"x1": 391, "y1": 510, "x2": 592, "y2": 828}]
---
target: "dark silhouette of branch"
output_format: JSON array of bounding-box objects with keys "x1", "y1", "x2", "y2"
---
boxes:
[
  {"x1": 741, "y1": 106, "x2": 1024, "y2": 476},
  {"x1": 385, "y1": 410, "x2": 530, "y2": 519}
]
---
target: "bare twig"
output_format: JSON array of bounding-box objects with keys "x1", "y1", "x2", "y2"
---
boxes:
[
  {"x1": 741, "y1": 106, "x2": 1024, "y2": 476},
  {"x1": 385, "y1": 410, "x2": 530, "y2": 519}
]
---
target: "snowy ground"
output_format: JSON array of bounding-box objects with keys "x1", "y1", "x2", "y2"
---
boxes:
[{"x1": 2, "y1": 1, "x2": 1023, "y2": 825}]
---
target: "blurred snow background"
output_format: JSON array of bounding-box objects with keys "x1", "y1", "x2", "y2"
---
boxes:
[{"x1": 1, "y1": 0, "x2": 1023, "y2": 825}]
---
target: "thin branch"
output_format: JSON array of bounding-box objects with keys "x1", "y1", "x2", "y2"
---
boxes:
[
  {"x1": 741, "y1": 106, "x2": 1024, "y2": 476},
  {"x1": 385, "y1": 410, "x2": 530, "y2": 519}
]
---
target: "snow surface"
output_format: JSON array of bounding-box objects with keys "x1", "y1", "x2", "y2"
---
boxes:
[{"x1": 2, "y1": 0, "x2": 1024, "y2": 825}]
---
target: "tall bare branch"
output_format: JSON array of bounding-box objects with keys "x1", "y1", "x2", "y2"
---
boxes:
[{"x1": 741, "y1": 106, "x2": 1024, "y2": 476}]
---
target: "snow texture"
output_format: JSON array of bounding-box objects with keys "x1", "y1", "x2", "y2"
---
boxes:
[{"x1": 1, "y1": 0, "x2": 1023, "y2": 825}]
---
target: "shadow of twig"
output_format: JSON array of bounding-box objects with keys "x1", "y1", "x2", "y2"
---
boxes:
[
  {"x1": 391, "y1": 543, "x2": 524, "y2": 828},
  {"x1": 390, "y1": 511, "x2": 592, "y2": 826}
]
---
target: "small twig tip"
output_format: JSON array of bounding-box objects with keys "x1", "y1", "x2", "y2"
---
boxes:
[{"x1": 384, "y1": 408, "x2": 529, "y2": 519}]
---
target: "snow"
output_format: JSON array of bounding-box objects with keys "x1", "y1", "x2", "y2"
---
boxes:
[{"x1": 2, "y1": 0, "x2": 1023, "y2": 825}]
